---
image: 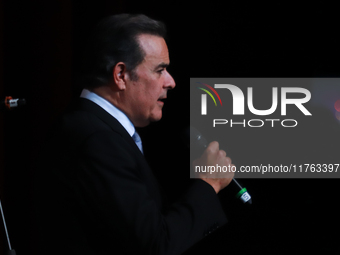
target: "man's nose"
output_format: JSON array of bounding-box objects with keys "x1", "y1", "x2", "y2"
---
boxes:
[{"x1": 164, "y1": 71, "x2": 176, "y2": 90}]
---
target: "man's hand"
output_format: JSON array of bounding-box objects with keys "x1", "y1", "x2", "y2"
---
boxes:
[{"x1": 192, "y1": 141, "x2": 235, "y2": 194}]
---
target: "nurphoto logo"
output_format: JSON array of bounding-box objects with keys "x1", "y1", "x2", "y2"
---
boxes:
[{"x1": 197, "y1": 82, "x2": 312, "y2": 128}]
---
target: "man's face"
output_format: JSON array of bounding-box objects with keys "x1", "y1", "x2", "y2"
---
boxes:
[{"x1": 123, "y1": 34, "x2": 176, "y2": 127}]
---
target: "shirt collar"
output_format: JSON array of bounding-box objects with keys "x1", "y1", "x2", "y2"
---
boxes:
[{"x1": 80, "y1": 89, "x2": 135, "y2": 137}]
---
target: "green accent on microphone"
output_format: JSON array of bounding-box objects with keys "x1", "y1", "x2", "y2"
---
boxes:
[{"x1": 236, "y1": 188, "x2": 247, "y2": 198}]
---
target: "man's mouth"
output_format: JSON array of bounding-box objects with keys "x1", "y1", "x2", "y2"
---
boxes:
[{"x1": 157, "y1": 97, "x2": 166, "y2": 104}]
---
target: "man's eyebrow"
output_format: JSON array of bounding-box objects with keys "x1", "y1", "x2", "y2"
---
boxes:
[{"x1": 154, "y1": 62, "x2": 169, "y2": 70}]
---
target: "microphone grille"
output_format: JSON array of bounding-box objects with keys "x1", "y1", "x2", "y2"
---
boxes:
[{"x1": 188, "y1": 127, "x2": 208, "y2": 156}]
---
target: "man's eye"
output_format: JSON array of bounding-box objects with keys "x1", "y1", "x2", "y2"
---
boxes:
[{"x1": 157, "y1": 69, "x2": 164, "y2": 74}]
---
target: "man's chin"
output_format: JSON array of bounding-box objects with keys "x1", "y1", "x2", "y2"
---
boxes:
[
  {"x1": 150, "y1": 114, "x2": 162, "y2": 124},
  {"x1": 135, "y1": 114, "x2": 162, "y2": 128},
  {"x1": 149, "y1": 112, "x2": 163, "y2": 124}
]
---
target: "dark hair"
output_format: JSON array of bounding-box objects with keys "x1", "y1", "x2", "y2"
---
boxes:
[{"x1": 82, "y1": 13, "x2": 167, "y2": 88}]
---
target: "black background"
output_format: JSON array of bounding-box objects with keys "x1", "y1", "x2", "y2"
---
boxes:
[{"x1": 1, "y1": 1, "x2": 340, "y2": 254}]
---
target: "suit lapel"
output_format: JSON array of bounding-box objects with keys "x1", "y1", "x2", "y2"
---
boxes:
[
  {"x1": 74, "y1": 98, "x2": 163, "y2": 207},
  {"x1": 75, "y1": 98, "x2": 138, "y2": 150}
]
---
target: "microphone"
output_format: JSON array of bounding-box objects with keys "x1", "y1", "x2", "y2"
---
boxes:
[
  {"x1": 185, "y1": 127, "x2": 252, "y2": 204},
  {"x1": 1, "y1": 96, "x2": 26, "y2": 110}
]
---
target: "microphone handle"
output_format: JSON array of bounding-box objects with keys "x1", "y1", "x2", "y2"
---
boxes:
[
  {"x1": 232, "y1": 179, "x2": 252, "y2": 204},
  {"x1": 188, "y1": 127, "x2": 252, "y2": 204}
]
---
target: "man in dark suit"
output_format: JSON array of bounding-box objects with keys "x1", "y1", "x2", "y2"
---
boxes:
[{"x1": 34, "y1": 13, "x2": 234, "y2": 255}]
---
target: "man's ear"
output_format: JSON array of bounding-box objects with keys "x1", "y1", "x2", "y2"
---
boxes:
[{"x1": 113, "y1": 62, "x2": 127, "y2": 90}]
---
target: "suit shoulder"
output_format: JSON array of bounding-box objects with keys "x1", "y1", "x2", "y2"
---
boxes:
[
  {"x1": 62, "y1": 109, "x2": 112, "y2": 135},
  {"x1": 45, "y1": 108, "x2": 122, "y2": 154}
]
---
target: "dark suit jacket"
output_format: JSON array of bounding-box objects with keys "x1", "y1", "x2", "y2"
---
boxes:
[{"x1": 34, "y1": 98, "x2": 227, "y2": 255}]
